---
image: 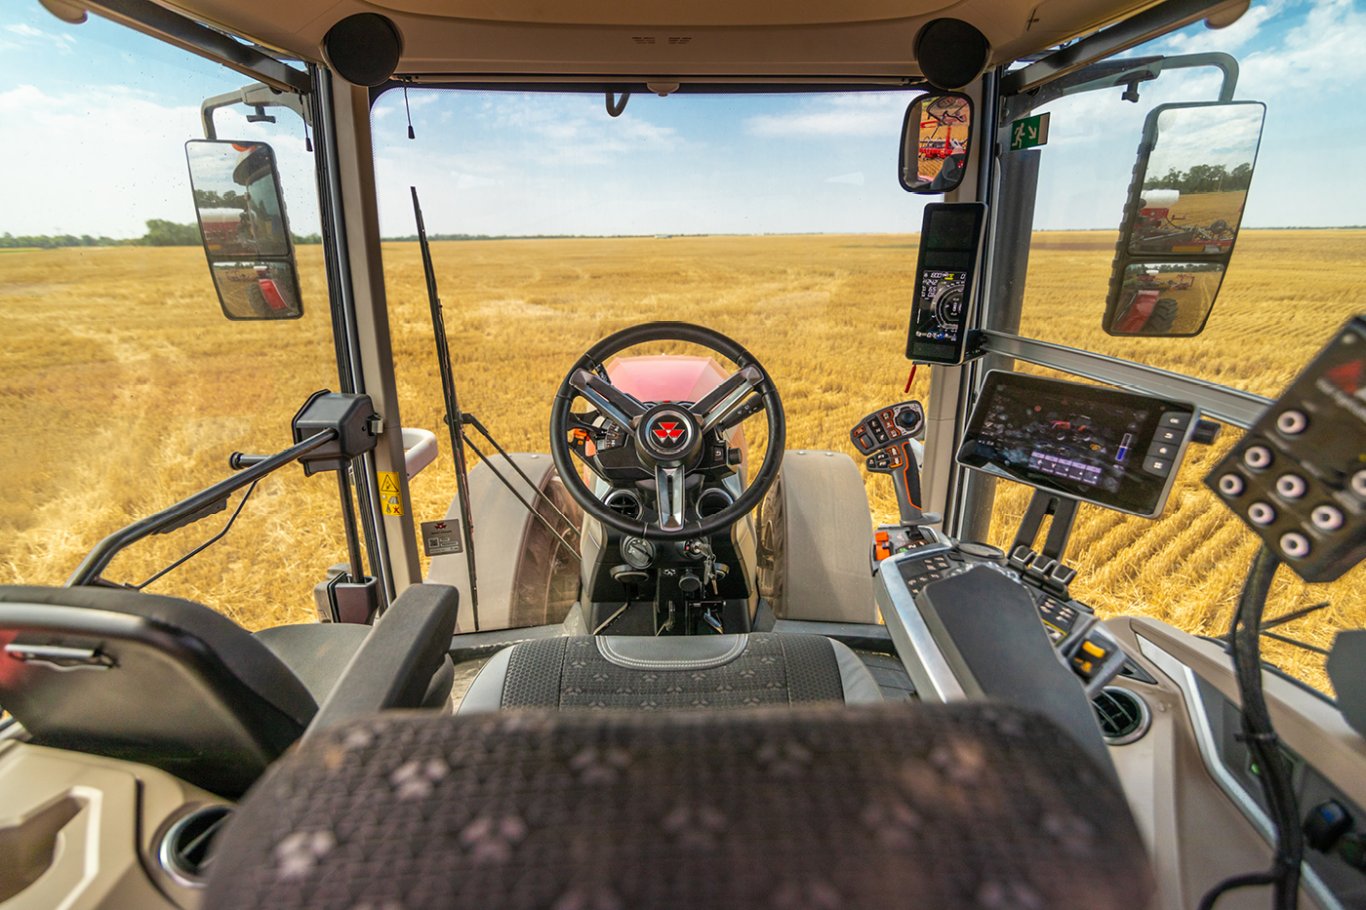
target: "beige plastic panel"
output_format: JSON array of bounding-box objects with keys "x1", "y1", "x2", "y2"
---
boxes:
[
  {"x1": 152, "y1": 0, "x2": 1187, "y2": 75},
  {"x1": 0, "y1": 741, "x2": 225, "y2": 910},
  {"x1": 763, "y1": 450, "x2": 877, "y2": 624},
  {"x1": 1102, "y1": 618, "x2": 1355, "y2": 910}
]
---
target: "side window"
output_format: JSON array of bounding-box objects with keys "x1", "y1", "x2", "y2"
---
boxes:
[
  {"x1": 984, "y1": 7, "x2": 1366, "y2": 695},
  {"x1": 0, "y1": 9, "x2": 343, "y2": 627}
]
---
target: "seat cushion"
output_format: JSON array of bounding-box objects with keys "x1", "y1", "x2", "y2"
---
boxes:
[
  {"x1": 459, "y1": 633, "x2": 882, "y2": 713},
  {"x1": 203, "y1": 701, "x2": 1153, "y2": 910}
]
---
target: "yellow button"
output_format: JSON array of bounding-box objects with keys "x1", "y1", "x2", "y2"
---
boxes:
[
  {"x1": 1081, "y1": 641, "x2": 1107, "y2": 659},
  {"x1": 1075, "y1": 659, "x2": 1094, "y2": 674}
]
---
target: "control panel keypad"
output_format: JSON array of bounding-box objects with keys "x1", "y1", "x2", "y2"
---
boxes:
[
  {"x1": 1206, "y1": 317, "x2": 1366, "y2": 581},
  {"x1": 851, "y1": 400, "x2": 925, "y2": 455}
]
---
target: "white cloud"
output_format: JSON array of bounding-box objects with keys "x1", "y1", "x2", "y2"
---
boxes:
[
  {"x1": 746, "y1": 93, "x2": 908, "y2": 139},
  {"x1": 1159, "y1": 0, "x2": 1284, "y2": 54},
  {"x1": 4, "y1": 21, "x2": 76, "y2": 53},
  {"x1": 825, "y1": 171, "x2": 865, "y2": 186},
  {"x1": 0, "y1": 84, "x2": 318, "y2": 238}
]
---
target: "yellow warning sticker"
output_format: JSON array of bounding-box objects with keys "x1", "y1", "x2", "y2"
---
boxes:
[{"x1": 378, "y1": 471, "x2": 404, "y2": 516}]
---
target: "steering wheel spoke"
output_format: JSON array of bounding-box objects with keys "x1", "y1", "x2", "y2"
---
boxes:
[
  {"x1": 691, "y1": 365, "x2": 763, "y2": 434},
  {"x1": 655, "y1": 464, "x2": 686, "y2": 532},
  {"x1": 569, "y1": 368, "x2": 645, "y2": 431}
]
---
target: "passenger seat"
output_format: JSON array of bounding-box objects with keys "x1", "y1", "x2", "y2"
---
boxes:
[{"x1": 458, "y1": 632, "x2": 883, "y2": 712}]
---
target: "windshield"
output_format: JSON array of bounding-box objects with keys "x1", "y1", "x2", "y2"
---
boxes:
[{"x1": 372, "y1": 7, "x2": 1361, "y2": 694}]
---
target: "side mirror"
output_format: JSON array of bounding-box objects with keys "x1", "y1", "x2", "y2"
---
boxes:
[
  {"x1": 185, "y1": 140, "x2": 303, "y2": 320},
  {"x1": 899, "y1": 92, "x2": 973, "y2": 195},
  {"x1": 1104, "y1": 101, "x2": 1265, "y2": 336}
]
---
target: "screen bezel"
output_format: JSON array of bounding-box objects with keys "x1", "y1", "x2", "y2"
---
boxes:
[
  {"x1": 905, "y1": 201, "x2": 987, "y2": 366},
  {"x1": 956, "y1": 370, "x2": 1198, "y2": 518}
]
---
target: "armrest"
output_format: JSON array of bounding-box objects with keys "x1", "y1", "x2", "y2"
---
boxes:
[{"x1": 305, "y1": 583, "x2": 458, "y2": 738}]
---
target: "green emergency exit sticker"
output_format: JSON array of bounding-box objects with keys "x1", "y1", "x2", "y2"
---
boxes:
[{"x1": 1009, "y1": 112, "x2": 1051, "y2": 151}]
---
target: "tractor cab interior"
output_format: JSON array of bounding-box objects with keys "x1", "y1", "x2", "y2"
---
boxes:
[{"x1": 1, "y1": 1, "x2": 1365, "y2": 909}]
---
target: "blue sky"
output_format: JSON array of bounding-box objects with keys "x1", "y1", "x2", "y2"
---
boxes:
[{"x1": 2, "y1": 0, "x2": 1363, "y2": 238}]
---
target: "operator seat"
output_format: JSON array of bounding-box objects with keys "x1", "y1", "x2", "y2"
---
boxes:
[
  {"x1": 203, "y1": 700, "x2": 1153, "y2": 909},
  {"x1": 0, "y1": 584, "x2": 457, "y2": 796},
  {"x1": 459, "y1": 632, "x2": 883, "y2": 712}
]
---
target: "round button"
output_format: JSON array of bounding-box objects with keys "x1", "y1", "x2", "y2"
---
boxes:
[
  {"x1": 1275, "y1": 409, "x2": 1309, "y2": 436},
  {"x1": 1247, "y1": 501, "x2": 1277, "y2": 526},
  {"x1": 1275, "y1": 474, "x2": 1308, "y2": 500},
  {"x1": 1217, "y1": 473, "x2": 1245, "y2": 497},
  {"x1": 1279, "y1": 532, "x2": 1311, "y2": 560},
  {"x1": 1243, "y1": 445, "x2": 1274, "y2": 471},
  {"x1": 1311, "y1": 504, "x2": 1345, "y2": 532},
  {"x1": 1352, "y1": 469, "x2": 1366, "y2": 500},
  {"x1": 956, "y1": 542, "x2": 1005, "y2": 560}
]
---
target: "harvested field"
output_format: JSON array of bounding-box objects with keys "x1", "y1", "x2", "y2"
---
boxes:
[{"x1": 0, "y1": 230, "x2": 1361, "y2": 690}]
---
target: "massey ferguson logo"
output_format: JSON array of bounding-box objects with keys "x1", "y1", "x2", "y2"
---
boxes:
[{"x1": 652, "y1": 420, "x2": 684, "y2": 443}]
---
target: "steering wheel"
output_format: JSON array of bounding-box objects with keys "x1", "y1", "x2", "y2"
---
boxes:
[{"x1": 550, "y1": 322, "x2": 785, "y2": 541}]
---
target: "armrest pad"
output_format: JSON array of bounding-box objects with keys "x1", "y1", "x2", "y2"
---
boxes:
[{"x1": 305, "y1": 583, "x2": 458, "y2": 737}]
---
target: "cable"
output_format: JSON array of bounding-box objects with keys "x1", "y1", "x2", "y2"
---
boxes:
[{"x1": 1199, "y1": 545, "x2": 1303, "y2": 910}]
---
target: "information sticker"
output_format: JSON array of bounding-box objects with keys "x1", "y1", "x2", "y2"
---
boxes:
[{"x1": 421, "y1": 519, "x2": 464, "y2": 557}]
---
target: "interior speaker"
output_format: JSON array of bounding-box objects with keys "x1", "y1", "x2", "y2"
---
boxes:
[
  {"x1": 915, "y1": 18, "x2": 990, "y2": 91},
  {"x1": 323, "y1": 13, "x2": 403, "y2": 87}
]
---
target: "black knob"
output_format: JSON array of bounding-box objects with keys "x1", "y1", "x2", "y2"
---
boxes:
[
  {"x1": 678, "y1": 573, "x2": 703, "y2": 594},
  {"x1": 1303, "y1": 799, "x2": 1352, "y2": 853}
]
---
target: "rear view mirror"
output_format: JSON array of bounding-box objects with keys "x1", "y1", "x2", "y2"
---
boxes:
[
  {"x1": 899, "y1": 92, "x2": 973, "y2": 194},
  {"x1": 185, "y1": 140, "x2": 303, "y2": 320},
  {"x1": 1104, "y1": 101, "x2": 1264, "y2": 336}
]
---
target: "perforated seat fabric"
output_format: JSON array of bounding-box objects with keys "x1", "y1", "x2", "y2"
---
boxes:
[
  {"x1": 458, "y1": 632, "x2": 883, "y2": 712},
  {"x1": 203, "y1": 701, "x2": 1153, "y2": 910}
]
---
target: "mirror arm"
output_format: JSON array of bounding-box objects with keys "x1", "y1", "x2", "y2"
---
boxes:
[
  {"x1": 1001, "y1": 52, "x2": 1238, "y2": 124},
  {"x1": 200, "y1": 82, "x2": 311, "y2": 141}
]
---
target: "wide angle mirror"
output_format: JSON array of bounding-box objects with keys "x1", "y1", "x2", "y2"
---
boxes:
[
  {"x1": 1104, "y1": 101, "x2": 1265, "y2": 336},
  {"x1": 185, "y1": 140, "x2": 303, "y2": 320},
  {"x1": 899, "y1": 92, "x2": 973, "y2": 195}
]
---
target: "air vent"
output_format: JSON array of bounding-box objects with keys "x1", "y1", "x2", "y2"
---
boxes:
[
  {"x1": 1092, "y1": 687, "x2": 1151, "y2": 745},
  {"x1": 604, "y1": 489, "x2": 642, "y2": 520},
  {"x1": 159, "y1": 805, "x2": 232, "y2": 886},
  {"x1": 695, "y1": 487, "x2": 734, "y2": 519}
]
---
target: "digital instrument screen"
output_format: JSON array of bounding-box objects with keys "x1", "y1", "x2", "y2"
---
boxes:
[
  {"x1": 906, "y1": 203, "x2": 987, "y2": 365},
  {"x1": 957, "y1": 371, "x2": 1197, "y2": 517}
]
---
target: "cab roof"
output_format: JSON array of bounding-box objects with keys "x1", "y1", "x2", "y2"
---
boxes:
[{"x1": 137, "y1": 0, "x2": 1246, "y2": 81}]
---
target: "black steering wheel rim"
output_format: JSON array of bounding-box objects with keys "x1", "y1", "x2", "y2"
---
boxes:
[{"x1": 550, "y1": 321, "x2": 785, "y2": 541}]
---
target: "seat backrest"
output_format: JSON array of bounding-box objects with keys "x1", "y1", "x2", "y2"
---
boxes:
[
  {"x1": 204, "y1": 700, "x2": 1154, "y2": 909},
  {"x1": 0, "y1": 585, "x2": 316, "y2": 796}
]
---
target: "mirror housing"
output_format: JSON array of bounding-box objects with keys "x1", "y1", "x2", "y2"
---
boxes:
[
  {"x1": 1104, "y1": 101, "x2": 1265, "y2": 336},
  {"x1": 185, "y1": 140, "x2": 303, "y2": 320},
  {"x1": 899, "y1": 92, "x2": 973, "y2": 195}
]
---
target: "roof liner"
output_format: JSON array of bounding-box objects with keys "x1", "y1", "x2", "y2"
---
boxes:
[{"x1": 155, "y1": 0, "x2": 1224, "y2": 79}]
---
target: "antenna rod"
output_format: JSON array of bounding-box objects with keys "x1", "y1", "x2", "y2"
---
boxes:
[{"x1": 411, "y1": 186, "x2": 480, "y2": 631}]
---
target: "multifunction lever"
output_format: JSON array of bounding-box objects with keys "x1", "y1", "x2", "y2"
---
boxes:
[{"x1": 850, "y1": 401, "x2": 937, "y2": 526}]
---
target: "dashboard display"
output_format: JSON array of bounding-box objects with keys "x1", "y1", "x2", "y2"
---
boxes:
[
  {"x1": 957, "y1": 371, "x2": 1197, "y2": 517},
  {"x1": 906, "y1": 203, "x2": 987, "y2": 365}
]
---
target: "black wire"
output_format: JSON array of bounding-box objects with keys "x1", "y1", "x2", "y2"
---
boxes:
[{"x1": 1200, "y1": 545, "x2": 1302, "y2": 910}]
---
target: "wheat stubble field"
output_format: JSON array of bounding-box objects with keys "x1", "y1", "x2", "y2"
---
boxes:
[{"x1": 1, "y1": 230, "x2": 1361, "y2": 691}]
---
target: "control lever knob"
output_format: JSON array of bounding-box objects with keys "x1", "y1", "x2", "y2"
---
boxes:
[
  {"x1": 894, "y1": 408, "x2": 921, "y2": 432},
  {"x1": 678, "y1": 573, "x2": 703, "y2": 595}
]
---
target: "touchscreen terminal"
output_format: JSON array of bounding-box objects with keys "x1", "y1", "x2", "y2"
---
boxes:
[
  {"x1": 956, "y1": 371, "x2": 1198, "y2": 517},
  {"x1": 906, "y1": 202, "x2": 987, "y2": 365}
]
